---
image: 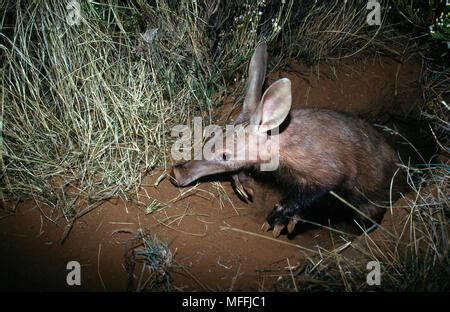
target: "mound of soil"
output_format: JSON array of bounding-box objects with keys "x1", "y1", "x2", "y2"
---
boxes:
[
  {"x1": 0, "y1": 56, "x2": 429, "y2": 291},
  {"x1": 218, "y1": 56, "x2": 422, "y2": 124}
]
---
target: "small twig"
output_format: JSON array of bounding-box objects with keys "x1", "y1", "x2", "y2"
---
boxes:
[
  {"x1": 155, "y1": 218, "x2": 208, "y2": 237},
  {"x1": 287, "y1": 258, "x2": 298, "y2": 292},
  {"x1": 98, "y1": 243, "x2": 107, "y2": 291},
  {"x1": 220, "y1": 226, "x2": 318, "y2": 254},
  {"x1": 229, "y1": 264, "x2": 241, "y2": 291}
]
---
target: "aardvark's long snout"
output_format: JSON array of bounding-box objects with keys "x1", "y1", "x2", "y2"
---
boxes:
[{"x1": 170, "y1": 160, "x2": 229, "y2": 187}]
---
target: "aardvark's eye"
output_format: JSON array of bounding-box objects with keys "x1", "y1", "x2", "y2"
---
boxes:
[{"x1": 222, "y1": 152, "x2": 231, "y2": 161}]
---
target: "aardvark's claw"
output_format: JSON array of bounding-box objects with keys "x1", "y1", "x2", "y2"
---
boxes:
[
  {"x1": 261, "y1": 221, "x2": 271, "y2": 232},
  {"x1": 287, "y1": 219, "x2": 298, "y2": 234},
  {"x1": 272, "y1": 224, "x2": 285, "y2": 238},
  {"x1": 232, "y1": 174, "x2": 254, "y2": 202}
]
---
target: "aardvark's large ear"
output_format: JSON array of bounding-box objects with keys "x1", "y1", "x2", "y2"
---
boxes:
[
  {"x1": 251, "y1": 78, "x2": 292, "y2": 133},
  {"x1": 236, "y1": 42, "x2": 267, "y2": 124}
]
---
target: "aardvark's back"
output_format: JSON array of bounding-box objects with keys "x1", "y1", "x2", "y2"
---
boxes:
[{"x1": 278, "y1": 108, "x2": 398, "y2": 197}]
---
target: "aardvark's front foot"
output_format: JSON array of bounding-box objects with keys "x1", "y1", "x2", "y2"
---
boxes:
[
  {"x1": 232, "y1": 171, "x2": 254, "y2": 202},
  {"x1": 262, "y1": 201, "x2": 302, "y2": 238}
]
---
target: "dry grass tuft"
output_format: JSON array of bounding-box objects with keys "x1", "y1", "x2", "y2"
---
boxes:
[{"x1": 0, "y1": 0, "x2": 291, "y2": 218}]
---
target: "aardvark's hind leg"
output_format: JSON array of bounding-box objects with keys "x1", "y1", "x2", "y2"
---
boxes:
[{"x1": 349, "y1": 195, "x2": 387, "y2": 233}]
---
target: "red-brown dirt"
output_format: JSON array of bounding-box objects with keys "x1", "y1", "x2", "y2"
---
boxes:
[{"x1": 0, "y1": 56, "x2": 427, "y2": 292}]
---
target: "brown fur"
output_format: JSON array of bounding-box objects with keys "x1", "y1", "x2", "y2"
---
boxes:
[{"x1": 279, "y1": 109, "x2": 398, "y2": 194}]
